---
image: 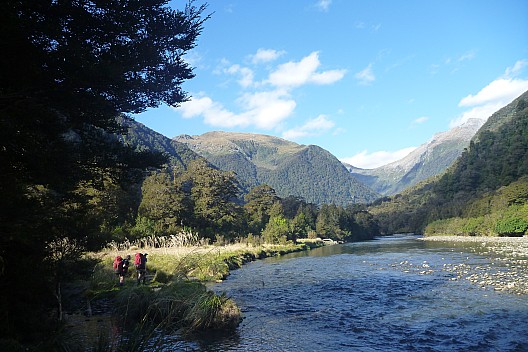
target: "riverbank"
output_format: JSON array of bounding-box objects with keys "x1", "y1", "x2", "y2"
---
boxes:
[
  {"x1": 98, "y1": 242, "x2": 313, "y2": 282},
  {"x1": 419, "y1": 235, "x2": 528, "y2": 295},
  {"x1": 62, "y1": 242, "x2": 316, "y2": 350}
]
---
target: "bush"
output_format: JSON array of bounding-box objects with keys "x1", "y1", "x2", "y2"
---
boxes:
[
  {"x1": 494, "y1": 205, "x2": 528, "y2": 236},
  {"x1": 153, "y1": 270, "x2": 172, "y2": 284}
]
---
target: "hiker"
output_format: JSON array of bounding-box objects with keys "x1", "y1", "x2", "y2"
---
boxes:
[
  {"x1": 122, "y1": 255, "x2": 131, "y2": 277},
  {"x1": 135, "y1": 252, "x2": 148, "y2": 285},
  {"x1": 113, "y1": 255, "x2": 125, "y2": 286}
]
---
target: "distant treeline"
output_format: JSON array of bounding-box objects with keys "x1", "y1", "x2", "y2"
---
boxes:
[{"x1": 117, "y1": 159, "x2": 379, "y2": 245}]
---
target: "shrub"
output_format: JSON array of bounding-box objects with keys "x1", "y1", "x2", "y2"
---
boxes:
[{"x1": 494, "y1": 206, "x2": 528, "y2": 236}]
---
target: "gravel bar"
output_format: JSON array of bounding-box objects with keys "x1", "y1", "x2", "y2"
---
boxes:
[{"x1": 418, "y1": 236, "x2": 528, "y2": 295}]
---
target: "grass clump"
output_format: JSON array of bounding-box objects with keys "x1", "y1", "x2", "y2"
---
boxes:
[{"x1": 114, "y1": 281, "x2": 240, "y2": 333}]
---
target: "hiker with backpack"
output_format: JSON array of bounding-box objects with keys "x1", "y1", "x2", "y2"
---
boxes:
[
  {"x1": 135, "y1": 252, "x2": 148, "y2": 285},
  {"x1": 113, "y1": 255, "x2": 125, "y2": 286}
]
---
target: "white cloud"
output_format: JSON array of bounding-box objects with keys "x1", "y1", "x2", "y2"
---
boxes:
[
  {"x1": 355, "y1": 22, "x2": 366, "y2": 30},
  {"x1": 355, "y1": 63, "x2": 375, "y2": 85},
  {"x1": 236, "y1": 90, "x2": 297, "y2": 129},
  {"x1": 458, "y1": 78, "x2": 528, "y2": 108},
  {"x1": 431, "y1": 50, "x2": 477, "y2": 75},
  {"x1": 225, "y1": 64, "x2": 254, "y2": 87},
  {"x1": 282, "y1": 114, "x2": 335, "y2": 139},
  {"x1": 251, "y1": 48, "x2": 285, "y2": 64},
  {"x1": 183, "y1": 49, "x2": 204, "y2": 69},
  {"x1": 315, "y1": 0, "x2": 332, "y2": 12},
  {"x1": 178, "y1": 90, "x2": 296, "y2": 130},
  {"x1": 450, "y1": 60, "x2": 528, "y2": 127},
  {"x1": 457, "y1": 51, "x2": 476, "y2": 62},
  {"x1": 504, "y1": 59, "x2": 528, "y2": 77},
  {"x1": 268, "y1": 51, "x2": 346, "y2": 88},
  {"x1": 449, "y1": 102, "x2": 506, "y2": 128},
  {"x1": 412, "y1": 116, "x2": 429, "y2": 125},
  {"x1": 179, "y1": 96, "x2": 248, "y2": 128},
  {"x1": 342, "y1": 147, "x2": 417, "y2": 169},
  {"x1": 179, "y1": 96, "x2": 214, "y2": 118},
  {"x1": 177, "y1": 51, "x2": 346, "y2": 131}
]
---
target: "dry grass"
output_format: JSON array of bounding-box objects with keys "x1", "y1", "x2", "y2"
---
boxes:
[{"x1": 94, "y1": 238, "x2": 306, "y2": 283}]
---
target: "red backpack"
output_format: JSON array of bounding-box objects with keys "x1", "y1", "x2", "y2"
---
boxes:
[
  {"x1": 135, "y1": 253, "x2": 145, "y2": 269},
  {"x1": 134, "y1": 253, "x2": 143, "y2": 269},
  {"x1": 113, "y1": 256, "x2": 123, "y2": 273}
]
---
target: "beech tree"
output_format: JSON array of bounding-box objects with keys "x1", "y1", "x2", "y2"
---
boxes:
[
  {"x1": 244, "y1": 184, "x2": 280, "y2": 234},
  {"x1": 184, "y1": 159, "x2": 244, "y2": 238},
  {"x1": 0, "y1": 0, "x2": 207, "y2": 343},
  {"x1": 138, "y1": 171, "x2": 189, "y2": 234}
]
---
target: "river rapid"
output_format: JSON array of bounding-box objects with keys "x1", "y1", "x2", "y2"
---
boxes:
[{"x1": 162, "y1": 234, "x2": 528, "y2": 351}]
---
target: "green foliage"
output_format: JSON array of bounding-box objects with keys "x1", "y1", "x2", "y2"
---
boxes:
[
  {"x1": 263, "y1": 216, "x2": 290, "y2": 244},
  {"x1": 494, "y1": 204, "x2": 528, "y2": 236},
  {"x1": 259, "y1": 145, "x2": 379, "y2": 205},
  {"x1": 244, "y1": 184, "x2": 280, "y2": 234},
  {"x1": 138, "y1": 171, "x2": 190, "y2": 236},
  {"x1": 184, "y1": 159, "x2": 244, "y2": 238},
  {"x1": 424, "y1": 181, "x2": 528, "y2": 237},
  {"x1": 315, "y1": 204, "x2": 377, "y2": 241}
]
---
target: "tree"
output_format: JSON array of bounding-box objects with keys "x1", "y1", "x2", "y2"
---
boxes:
[
  {"x1": 244, "y1": 184, "x2": 279, "y2": 234},
  {"x1": 185, "y1": 160, "x2": 244, "y2": 239},
  {"x1": 316, "y1": 204, "x2": 341, "y2": 239},
  {"x1": 0, "y1": 0, "x2": 207, "y2": 343},
  {"x1": 262, "y1": 202, "x2": 290, "y2": 244},
  {"x1": 281, "y1": 195, "x2": 306, "y2": 219},
  {"x1": 138, "y1": 170, "x2": 188, "y2": 234},
  {"x1": 290, "y1": 210, "x2": 313, "y2": 240}
]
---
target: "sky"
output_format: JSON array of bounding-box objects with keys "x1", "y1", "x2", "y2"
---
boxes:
[{"x1": 135, "y1": 0, "x2": 528, "y2": 169}]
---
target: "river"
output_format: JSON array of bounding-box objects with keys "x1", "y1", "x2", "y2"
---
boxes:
[{"x1": 160, "y1": 234, "x2": 528, "y2": 351}]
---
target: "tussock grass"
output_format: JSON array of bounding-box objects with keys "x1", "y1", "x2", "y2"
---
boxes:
[{"x1": 114, "y1": 282, "x2": 241, "y2": 332}]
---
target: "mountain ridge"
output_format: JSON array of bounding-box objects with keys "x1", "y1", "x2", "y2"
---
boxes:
[
  {"x1": 345, "y1": 118, "x2": 485, "y2": 195},
  {"x1": 174, "y1": 131, "x2": 379, "y2": 205}
]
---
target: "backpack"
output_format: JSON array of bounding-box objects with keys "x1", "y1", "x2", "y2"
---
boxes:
[
  {"x1": 113, "y1": 256, "x2": 123, "y2": 274},
  {"x1": 135, "y1": 253, "x2": 146, "y2": 270}
]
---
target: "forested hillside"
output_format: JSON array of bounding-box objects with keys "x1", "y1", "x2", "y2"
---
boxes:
[
  {"x1": 119, "y1": 116, "x2": 202, "y2": 171},
  {"x1": 370, "y1": 90, "x2": 528, "y2": 236},
  {"x1": 175, "y1": 131, "x2": 379, "y2": 205}
]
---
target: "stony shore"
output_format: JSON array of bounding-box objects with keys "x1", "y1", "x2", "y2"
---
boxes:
[{"x1": 419, "y1": 236, "x2": 528, "y2": 295}]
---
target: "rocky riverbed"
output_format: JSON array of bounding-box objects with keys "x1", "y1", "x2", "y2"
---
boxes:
[{"x1": 419, "y1": 236, "x2": 528, "y2": 295}]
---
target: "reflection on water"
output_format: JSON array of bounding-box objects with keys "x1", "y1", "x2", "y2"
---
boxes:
[{"x1": 156, "y1": 234, "x2": 528, "y2": 351}]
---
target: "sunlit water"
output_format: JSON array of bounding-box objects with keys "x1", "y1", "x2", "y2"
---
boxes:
[{"x1": 160, "y1": 235, "x2": 528, "y2": 351}]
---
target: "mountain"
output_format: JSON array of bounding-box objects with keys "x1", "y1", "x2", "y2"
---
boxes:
[
  {"x1": 174, "y1": 131, "x2": 380, "y2": 205},
  {"x1": 370, "y1": 90, "x2": 528, "y2": 235},
  {"x1": 345, "y1": 118, "x2": 485, "y2": 196},
  {"x1": 118, "y1": 116, "x2": 202, "y2": 171}
]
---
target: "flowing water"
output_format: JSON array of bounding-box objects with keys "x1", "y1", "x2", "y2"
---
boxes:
[{"x1": 160, "y1": 235, "x2": 528, "y2": 351}]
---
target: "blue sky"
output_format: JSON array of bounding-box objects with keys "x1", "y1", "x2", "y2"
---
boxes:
[{"x1": 135, "y1": 0, "x2": 528, "y2": 168}]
